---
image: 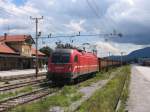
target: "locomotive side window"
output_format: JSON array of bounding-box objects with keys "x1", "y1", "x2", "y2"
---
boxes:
[
  {"x1": 74, "y1": 55, "x2": 78, "y2": 62},
  {"x1": 51, "y1": 53, "x2": 70, "y2": 63}
]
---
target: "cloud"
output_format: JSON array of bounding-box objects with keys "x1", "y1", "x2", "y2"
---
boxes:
[
  {"x1": 105, "y1": 0, "x2": 150, "y2": 36},
  {"x1": 1, "y1": 0, "x2": 150, "y2": 38},
  {"x1": 92, "y1": 41, "x2": 149, "y2": 57},
  {"x1": 64, "y1": 19, "x2": 85, "y2": 32},
  {"x1": 71, "y1": 0, "x2": 77, "y2": 3},
  {"x1": 0, "y1": 0, "x2": 150, "y2": 56},
  {"x1": 95, "y1": 41, "x2": 120, "y2": 55}
]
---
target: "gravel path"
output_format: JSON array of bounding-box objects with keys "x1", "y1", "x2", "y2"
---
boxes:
[
  {"x1": 126, "y1": 65, "x2": 150, "y2": 112},
  {"x1": 66, "y1": 72, "x2": 117, "y2": 112},
  {"x1": 66, "y1": 80, "x2": 108, "y2": 112},
  {"x1": 49, "y1": 80, "x2": 109, "y2": 112}
]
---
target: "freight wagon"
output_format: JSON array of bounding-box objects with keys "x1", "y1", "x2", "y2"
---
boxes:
[{"x1": 98, "y1": 58, "x2": 121, "y2": 70}]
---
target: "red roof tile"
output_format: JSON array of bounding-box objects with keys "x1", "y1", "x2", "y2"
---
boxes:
[
  {"x1": 31, "y1": 47, "x2": 45, "y2": 56},
  {"x1": 0, "y1": 35, "x2": 34, "y2": 43},
  {"x1": 0, "y1": 43, "x2": 16, "y2": 54}
]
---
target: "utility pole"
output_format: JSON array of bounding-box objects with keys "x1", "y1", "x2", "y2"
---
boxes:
[
  {"x1": 7, "y1": 25, "x2": 10, "y2": 34},
  {"x1": 120, "y1": 52, "x2": 124, "y2": 66},
  {"x1": 30, "y1": 16, "x2": 43, "y2": 78},
  {"x1": 108, "y1": 51, "x2": 111, "y2": 58}
]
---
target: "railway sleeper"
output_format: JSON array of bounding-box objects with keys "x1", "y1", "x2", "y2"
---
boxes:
[
  {"x1": 0, "y1": 104, "x2": 13, "y2": 108},
  {"x1": 0, "y1": 89, "x2": 57, "y2": 112},
  {"x1": 0, "y1": 108, "x2": 6, "y2": 112}
]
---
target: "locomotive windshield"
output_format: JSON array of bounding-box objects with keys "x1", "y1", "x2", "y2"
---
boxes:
[{"x1": 51, "y1": 53, "x2": 70, "y2": 63}]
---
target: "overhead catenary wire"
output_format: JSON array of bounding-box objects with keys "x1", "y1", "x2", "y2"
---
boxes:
[
  {"x1": 85, "y1": 0, "x2": 110, "y2": 39},
  {"x1": 92, "y1": 0, "x2": 100, "y2": 15},
  {"x1": 31, "y1": 31, "x2": 121, "y2": 40},
  {"x1": 85, "y1": 0, "x2": 101, "y2": 18},
  {"x1": 0, "y1": 1, "x2": 122, "y2": 42},
  {"x1": 85, "y1": 0, "x2": 120, "y2": 38}
]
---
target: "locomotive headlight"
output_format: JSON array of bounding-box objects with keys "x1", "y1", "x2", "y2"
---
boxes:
[
  {"x1": 48, "y1": 68, "x2": 51, "y2": 71},
  {"x1": 68, "y1": 65, "x2": 72, "y2": 71}
]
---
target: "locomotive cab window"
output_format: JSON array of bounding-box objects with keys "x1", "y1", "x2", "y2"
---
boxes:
[
  {"x1": 74, "y1": 55, "x2": 78, "y2": 62},
  {"x1": 51, "y1": 53, "x2": 70, "y2": 63}
]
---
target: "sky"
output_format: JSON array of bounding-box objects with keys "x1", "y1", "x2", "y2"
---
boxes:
[{"x1": 0, "y1": 0, "x2": 150, "y2": 57}]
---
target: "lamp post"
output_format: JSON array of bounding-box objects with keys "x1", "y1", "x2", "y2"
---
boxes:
[{"x1": 120, "y1": 52, "x2": 124, "y2": 66}]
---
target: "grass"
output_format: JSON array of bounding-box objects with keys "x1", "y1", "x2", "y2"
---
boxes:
[
  {"x1": 78, "y1": 67, "x2": 118, "y2": 88},
  {"x1": 10, "y1": 86, "x2": 83, "y2": 112},
  {"x1": 76, "y1": 65, "x2": 131, "y2": 112},
  {"x1": 0, "y1": 86, "x2": 33, "y2": 101},
  {"x1": 0, "y1": 79, "x2": 50, "y2": 101},
  {"x1": 9, "y1": 66, "x2": 130, "y2": 112},
  {"x1": 117, "y1": 66, "x2": 131, "y2": 112}
]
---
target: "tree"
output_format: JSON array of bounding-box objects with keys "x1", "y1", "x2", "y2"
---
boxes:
[{"x1": 39, "y1": 46, "x2": 53, "y2": 57}]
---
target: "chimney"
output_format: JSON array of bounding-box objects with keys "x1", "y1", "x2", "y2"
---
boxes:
[{"x1": 4, "y1": 33, "x2": 7, "y2": 40}]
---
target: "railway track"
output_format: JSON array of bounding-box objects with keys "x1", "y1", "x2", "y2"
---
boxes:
[
  {"x1": 0, "y1": 87, "x2": 59, "y2": 112},
  {"x1": 0, "y1": 73, "x2": 46, "y2": 82},
  {"x1": 0, "y1": 78, "x2": 48, "y2": 92}
]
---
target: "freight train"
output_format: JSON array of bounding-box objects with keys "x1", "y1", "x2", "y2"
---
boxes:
[{"x1": 47, "y1": 47, "x2": 121, "y2": 83}]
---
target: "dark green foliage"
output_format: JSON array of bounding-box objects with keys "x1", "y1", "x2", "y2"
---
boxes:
[{"x1": 39, "y1": 46, "x2": 53, "y2": 56}]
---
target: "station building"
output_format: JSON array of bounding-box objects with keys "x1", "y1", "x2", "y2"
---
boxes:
[{"x1": 0, "y1": 34, "x2": 47, "y2": 71}]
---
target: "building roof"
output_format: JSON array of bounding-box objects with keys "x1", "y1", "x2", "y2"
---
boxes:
[
  {"x1": 0, "y1": 44, "x2": 45, "y2": 56},
  {"x1": 31, "y1": 48, "x2": 46, "y2": 56},
  {"x1": 0, "y1": 43, "x2": 16, "y2": 54},
  {"x1": 0, "y1": 34, "x2": 45, "y2": 56},
  {"x1": 0, "y1": 34, "x2": 35, "y2": 43}
]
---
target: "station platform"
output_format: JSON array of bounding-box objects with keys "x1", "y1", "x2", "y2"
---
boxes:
[{"x1": 0, "y1": 69, "x2": 47, "y2": 81}]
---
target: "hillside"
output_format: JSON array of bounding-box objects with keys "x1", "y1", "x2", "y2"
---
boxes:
[{"x1": 108, "y1": 47, "x2": 150, "y2": 62}]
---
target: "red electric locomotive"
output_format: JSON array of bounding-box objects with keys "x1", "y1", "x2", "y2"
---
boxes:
[{"x1": 47, "y1": 47, "x2": 99, "y2": 83}]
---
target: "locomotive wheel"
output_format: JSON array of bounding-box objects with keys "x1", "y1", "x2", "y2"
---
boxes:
[
  {"x1": 92, "y1": 73, "x2": 96, "y2": 77},
  {"x1": 67, "y1": 78, "x2": 74, "y2": 85},
  {"x1": 74, "y1": 77, "x2": 79, "y2": 84}
]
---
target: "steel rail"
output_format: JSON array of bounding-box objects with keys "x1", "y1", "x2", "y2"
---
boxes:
[
  {"x1": 0, "y1": 78, "x2": 48, "y2": 92},
  {"x1": 0, "y1": 87, "x2": 58, "y2": 112}
]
